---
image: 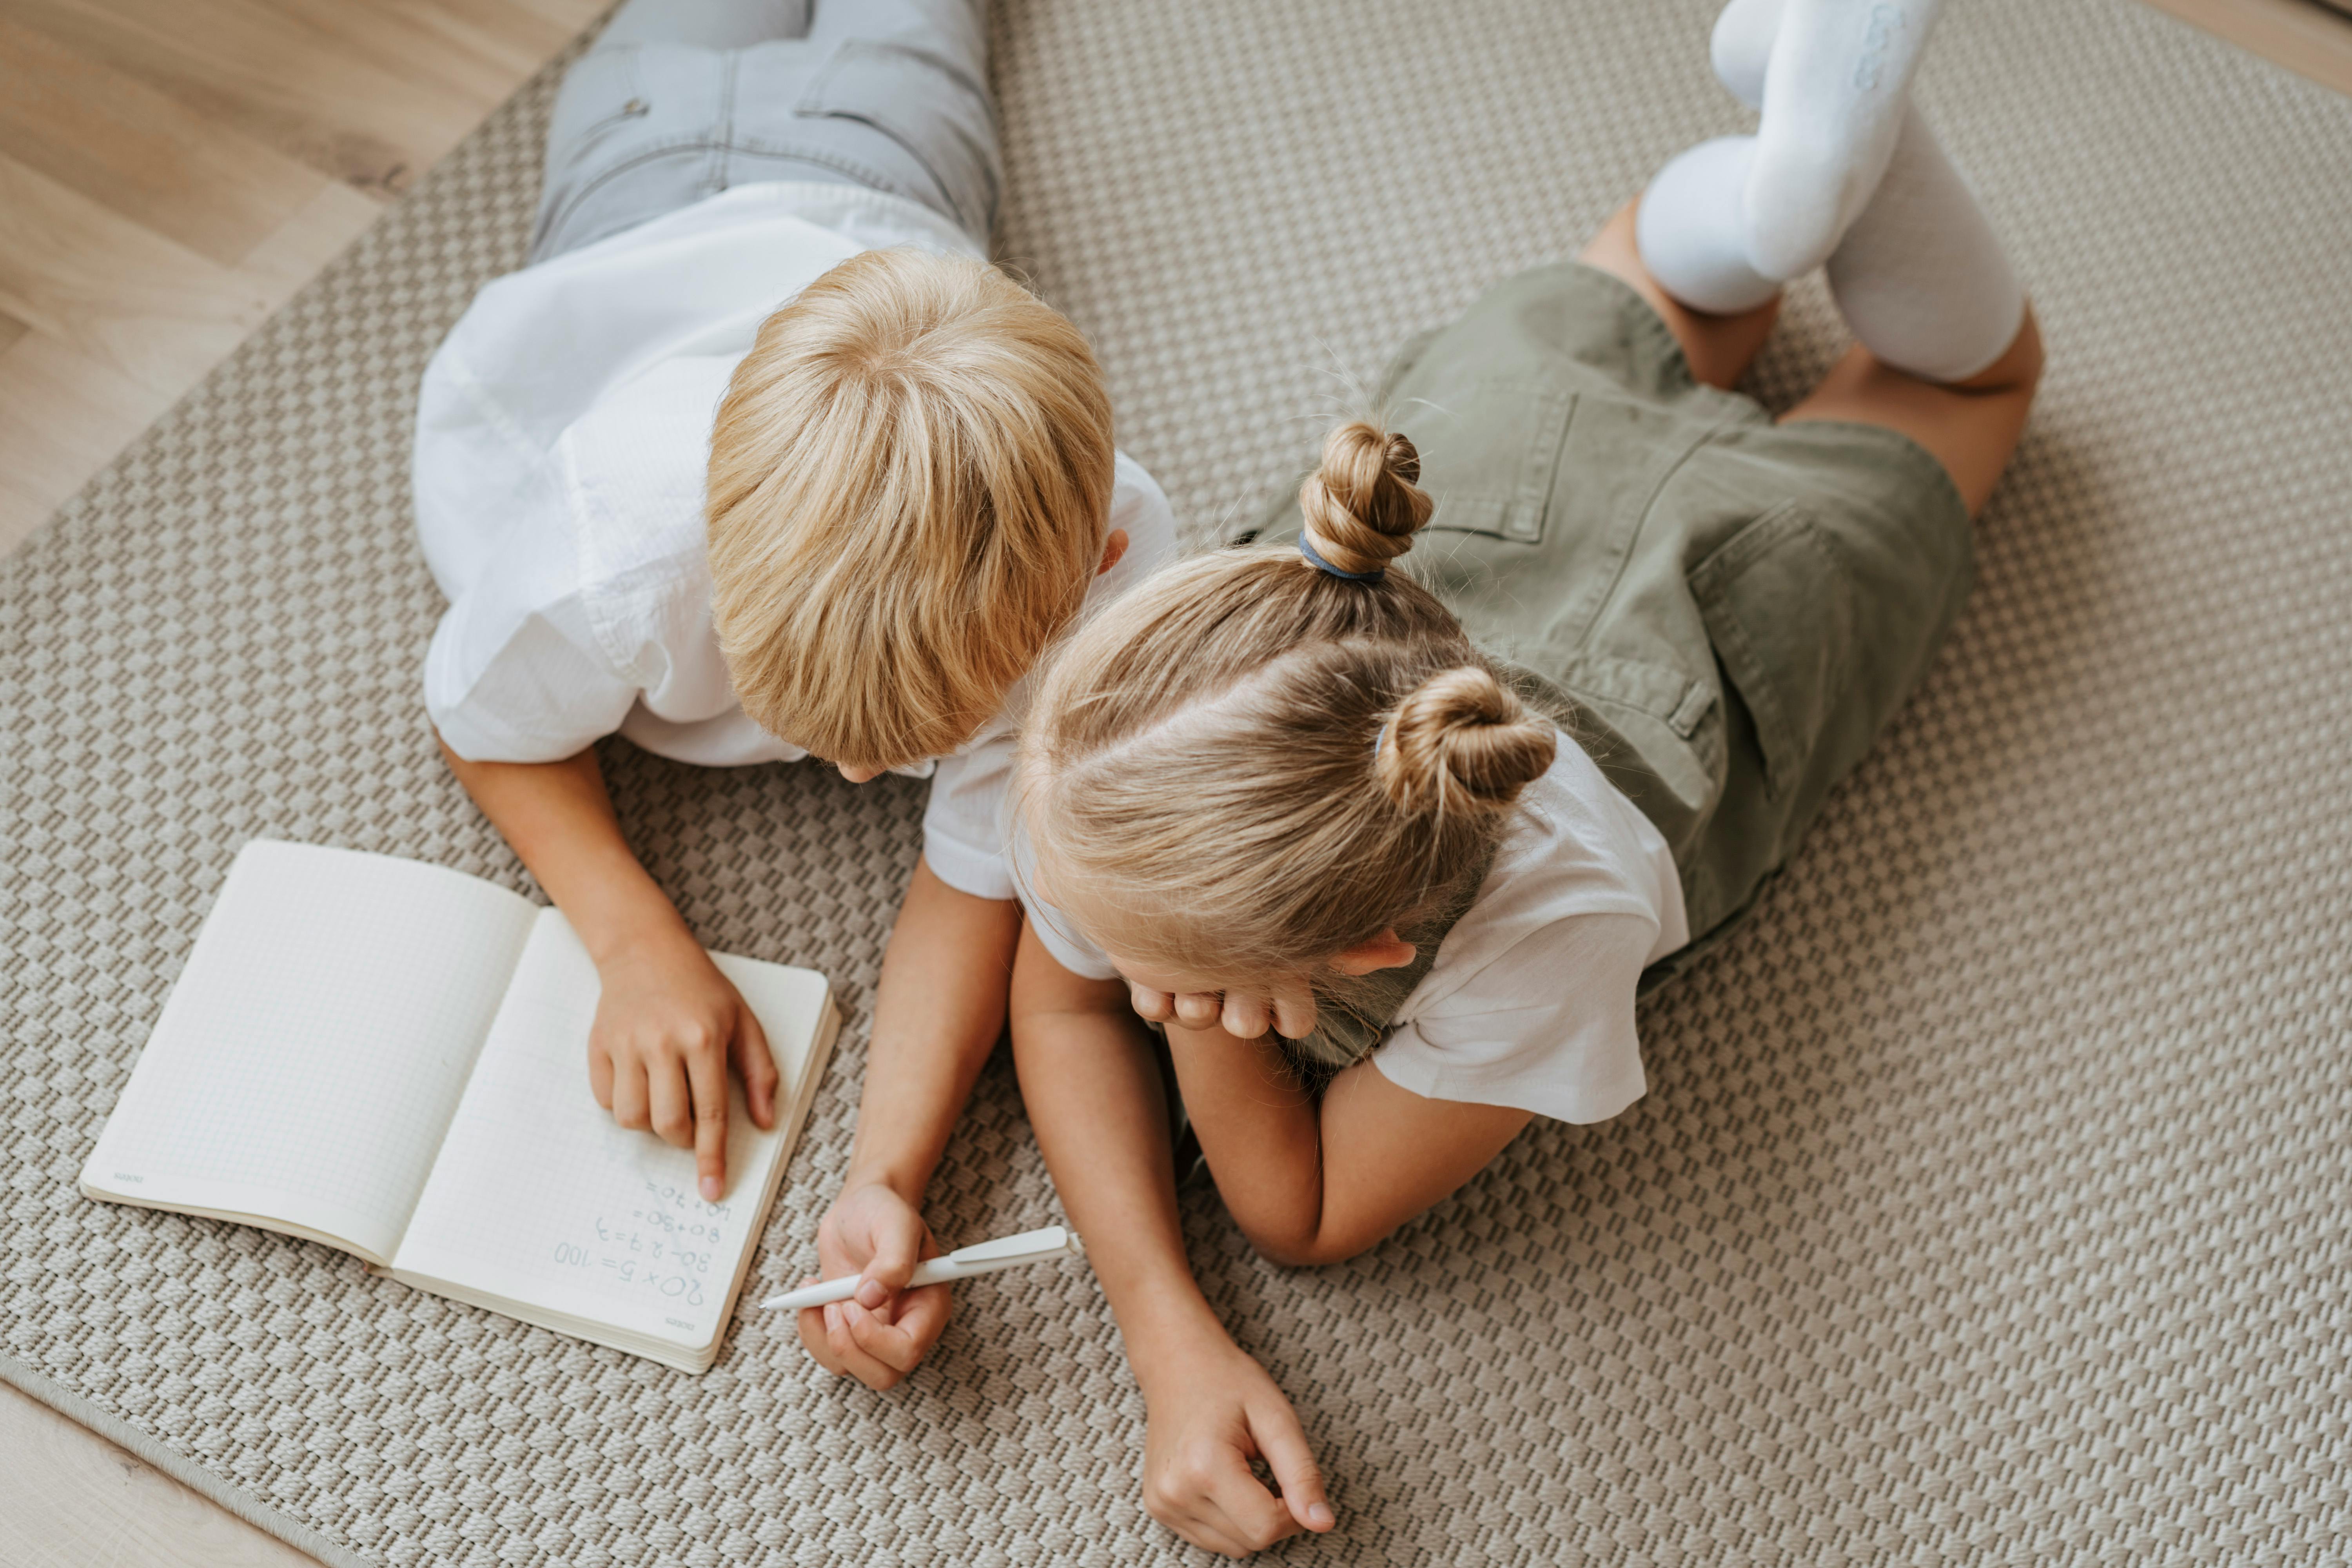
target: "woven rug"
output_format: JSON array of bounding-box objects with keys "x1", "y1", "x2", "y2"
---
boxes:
[{"x1": 5, "y1": 1, "x2": 2348, "y2": 1562}]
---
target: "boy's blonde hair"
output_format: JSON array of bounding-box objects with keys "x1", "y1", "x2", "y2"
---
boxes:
[
  {"x1": 708, "y1": 247, "x2": 1116, "y2": 770},
  {"x1": 1018, "y1": 421, "x2": 1559, "y2": 1037}
]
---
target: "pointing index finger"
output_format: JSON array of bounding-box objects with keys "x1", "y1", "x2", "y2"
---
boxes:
[{"x1": 687, "y1": 1033, "x2": 730, "y2": 1201}]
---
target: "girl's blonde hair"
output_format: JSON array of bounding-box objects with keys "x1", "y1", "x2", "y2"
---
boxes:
[
  {"x1": 708, "y1": 247, "x2": 1116, "y2": 771},
  {"x1": 1019, "y1": 420, "x2": 1559, "y2": 1004}
]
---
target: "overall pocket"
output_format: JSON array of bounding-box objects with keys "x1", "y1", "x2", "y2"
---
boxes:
[
  {"x1": 1687, "y1": 499, "x2": 1856, "y2": 803},
  {"x1": 1405, "y1": 381, "x2": 1577, "y2": 544}
]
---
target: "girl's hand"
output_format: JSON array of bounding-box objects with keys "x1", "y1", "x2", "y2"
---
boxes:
[
  {"x1": 795, "y1": 1181, "x2": 950, "y2": 1390},
  {"x1": 1137, "y1": 1330, "x2": 1334, "y2": 1557},
  {"x1": 587, "y1": 931, "x2": 779, "y2": 1200},
  {"x1": 1127, "y1": 980, "x2": 1319, "y2": 1042}
]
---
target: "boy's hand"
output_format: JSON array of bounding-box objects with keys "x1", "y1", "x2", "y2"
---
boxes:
[
  {"x1": 1127, "y1": 980, "x2": 1319, "y2": 1042},
  {"x1": 1137, "y1": 1330, "x2": 1334, "y2": 1557},
  {"x1": 795, "y1": 1181, "x2": 950, "y2": 1389},
  {"x1": 587, "y1": 930, "x2": 779, "y2": 1200}
]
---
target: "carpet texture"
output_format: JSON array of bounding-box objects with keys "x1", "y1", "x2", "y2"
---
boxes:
[{"x1": 5, "y1": 1, "x2": 2349, "y2": 1563}]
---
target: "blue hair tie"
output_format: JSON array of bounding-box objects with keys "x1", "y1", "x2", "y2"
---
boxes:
[{"x1": 1299, "y1": 532, "x2": 1386, "y2": 583}]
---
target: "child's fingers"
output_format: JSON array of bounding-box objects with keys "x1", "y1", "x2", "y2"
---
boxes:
[
  {"x1": 646, "y1": 1056, "x2": 695, "y2": 1149},
  {"x1": 855, "y1": 1212, "x2": 924, "y2": 1304},
  {"x1": 822, "y1": 1301, "x2": 908, "y2": 1389},
  {"x1": 873, "y1": 1280, "x2": 950, "y2": 1357},
  {"x1": 794, "y1": 1302, "x2": 842, "y2": 1373},
  {"x1": 839, "y1": 1301, "x2": 930, "y2": 1377},
  {"x1": 1249, "y1": 1399, "x2": 1335, "y2": 1532},
  {"x1": 1173, "y1": 991, "x2": 1223, "y2": 1029},
  {"x1": 686, "y1": 1043, "x2": 729, "y2": 1201},
  {"x1": 1270, "y1": 982, "x2": 1319, "y2": 1041},
  {"x1": 1145, "y1": 1485, "x2": 1245, "y2": 1559},
  {"x1": 1196, "y1": 1448, "x2": 1301, "y2": 1552},
  {"x1": 609, "y1": 1055, "x2": 651, "y2": 1131},
  {"x1": 1127, "y1": 983, "x2": 1176, "y2": 1024},
  {"x1": 588, "y1": 1039, "x2": 615, "y2": 1111},
  {"x1": 733, "y1": 1007, "x2": 779, "y2": 1129},
  {"x1": 1220, "y1": 992, "x2": 1271, "y2": 1040}
]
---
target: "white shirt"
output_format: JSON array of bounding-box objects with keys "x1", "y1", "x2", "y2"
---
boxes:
[
  {"x1": 413, "y1": 180, "x2": 1178, "y2": 901},
  {"x1": 1021, "y1": 735, "x2": 1691, "y2": 1123}
]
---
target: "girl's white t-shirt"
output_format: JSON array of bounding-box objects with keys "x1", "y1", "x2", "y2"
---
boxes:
[
  {"x1": 1019, "y1": 735, "x2": 1691, "y2": 1124},
  {"x1": 411, "y1": 180, "x2": 1178, "y2": 902}
]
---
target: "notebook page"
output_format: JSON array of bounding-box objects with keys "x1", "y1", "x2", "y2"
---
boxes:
[
  {"x1": 392, "y1": 909, "x2": 830, "y2": 1351},
  {"x1": 81, "y1": 841, "x2": 538, "y2": 1262}
]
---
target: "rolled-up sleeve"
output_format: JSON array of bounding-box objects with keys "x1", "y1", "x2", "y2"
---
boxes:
[
  {"x1": 920, "y1": 727, "x2": 1019, "y2": 901},
  {"x1": 1373, "y1": 910, "x2": 1656, "y2": 1124},
  {"x1": 424, "y1": 575, "x2": 636, "y2": 765}
]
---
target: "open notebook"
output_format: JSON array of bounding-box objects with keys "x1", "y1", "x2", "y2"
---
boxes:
[{"x1": 80, "y1": 840, "x2": 838, "y2": 1373}]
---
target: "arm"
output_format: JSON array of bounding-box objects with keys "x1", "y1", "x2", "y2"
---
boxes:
[
  {"x1": 439, "y1": 737, "x2": 777, "y2": 1197},
  {"x1": 1164, "y1": 1021, "x2": 1532, "y2": 1268},
  {"x1": 796, "y1": 860, "x2": 1021, "y2": 1389},
  {"x1": 1008, "y1": 927, "x2": 1334, "y2": 1559}
]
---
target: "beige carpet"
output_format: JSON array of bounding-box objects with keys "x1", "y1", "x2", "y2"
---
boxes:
[{"x1": 5, "y1": 1, "x2": 2349, "y2": 1563}]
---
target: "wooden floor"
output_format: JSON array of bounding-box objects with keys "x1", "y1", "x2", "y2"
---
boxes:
[
  {"x1": 0, "y1": 1381, "x2": 319, "y2": 1568},
  {"x1": 0, "y1": 0, "x2": 2347, "y2": 1564},
  {"x1": 0, "y1": 0, "x2": 606, "y2": 558}
]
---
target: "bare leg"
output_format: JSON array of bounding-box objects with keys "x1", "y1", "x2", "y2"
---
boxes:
[
  {"x1": 1580, "y1": 200, "x2": 1781, "y2": 392},
  {"x1": 1782, "y1": 306, "x2": 2042, "y2": 515},
  {"x1": 1587, "y1": 193, "x2": 2041, "y2": 515}
]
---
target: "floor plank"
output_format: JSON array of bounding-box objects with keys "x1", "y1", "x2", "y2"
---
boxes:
[
  {"x1": 0, "y1": 328, "x2": 170, "y2": 548},
  {"x1": 0, "y1": 150, "x2": 276, "y2": 395},
  {"x1": 0, "y1": 178, "x2": 381, "y2": 560},
  {"x1": 0, "y1": 1380, "x2": 320, "y2": 1568},
  {"x1": 2141, "y1": 0, "x2": 2352, "y2": 96},
  {"x1": 5, "y1": 0, "x2": 580, "y2": 195},
  {"x1": 0, "y1": 0, "x2": 602, "y2": 558},
  {"x1": 0, "y1": 16, "x2": 330, "y2": 268}
]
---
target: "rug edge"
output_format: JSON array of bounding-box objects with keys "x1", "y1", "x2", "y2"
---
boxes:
[{"x1": 2, "y1": 1348, "x2": 375, "y2": 1566}]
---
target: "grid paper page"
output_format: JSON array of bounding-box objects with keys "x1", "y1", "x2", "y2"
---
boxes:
[
  {"x1": 392, "y1": 910, "x2": 829, "y2": 1350},
  {"x1": 83, "y1": 841, "x2": 539, "y2": 1261}
]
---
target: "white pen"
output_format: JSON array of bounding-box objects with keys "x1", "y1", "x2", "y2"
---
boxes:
[{"x1": 758, "y1": 1224, "x2": 1085, "y2": 1311}]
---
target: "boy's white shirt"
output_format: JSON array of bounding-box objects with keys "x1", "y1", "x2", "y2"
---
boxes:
[
  {"x1": 413, "y1": 180, "x2": 1179, "y2": 902},
  {"x1": 1018, "y1": 736, "x2": 1691, "y2": 1125}
]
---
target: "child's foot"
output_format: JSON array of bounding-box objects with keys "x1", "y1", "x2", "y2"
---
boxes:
[
  {"x1": 1709, "y1": 0, "x2": 1784, "y2": 109},
  {"x1": 1742, "y1": 0, "x2": 1946, "y2": 278},
  {"x1": 1636, "y1": 136, "x2": 1783, "y2": 314}
]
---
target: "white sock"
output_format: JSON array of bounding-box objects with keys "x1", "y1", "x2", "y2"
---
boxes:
[
  {"x1": 1824, "y1": 104, "x2": 2025, "y2": 382},
  {"x1": 1709, "y1": 0, "x2": 1784, "y2": 109},
  {"x1": 1636, "y1": 136, "x2": 1783, "y2": 314},
  {"x1": 1744, "y1": 0, "x2": 1945, "y2": 278}
]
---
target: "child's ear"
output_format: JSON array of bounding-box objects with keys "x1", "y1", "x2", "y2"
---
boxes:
[
  {"x1": 1331, "y1": 929, "x2": 1416, "y2": 976},
  {"x1": 1097, "y1": 528, "x2": 1129, "y2": 577}
]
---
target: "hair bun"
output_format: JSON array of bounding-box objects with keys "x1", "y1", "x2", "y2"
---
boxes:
[
  {"x1": 1297, "y1": 421, "x2": 1434, "y2": 577},
  {"x1": 1376, "y1": 666, "x2": 1557, "y2": 817}
]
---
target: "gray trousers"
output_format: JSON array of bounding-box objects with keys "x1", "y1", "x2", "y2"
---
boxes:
[{"x1": 530, "y1": 0, "x2": 1000, "y2": 262}]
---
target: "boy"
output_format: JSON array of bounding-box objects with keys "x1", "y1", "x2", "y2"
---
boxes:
[{"x1": 413, "y1": 0, "x2": 1173, "y2": 1386}]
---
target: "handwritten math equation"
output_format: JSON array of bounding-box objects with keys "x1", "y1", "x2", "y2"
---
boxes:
[{"x1": 548, "y1": 1180, "x2": 738, "y2": 1309}]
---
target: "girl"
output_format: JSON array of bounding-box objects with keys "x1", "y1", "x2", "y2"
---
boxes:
[{"x1": 1000, "y1": 1, "x2": 2040, "y2": 1553}]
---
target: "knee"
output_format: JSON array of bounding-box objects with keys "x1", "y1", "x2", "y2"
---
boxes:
[
  {"x1": 2009, "y1": 305, "x2": 2046, "y2": 395},
  {"x1": 1963, "y1": 302, "x2": 2043, "y2": 397},
  {"x1": 1246, "y1": 1228, "x2": 1378, "y2": 1270}
]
